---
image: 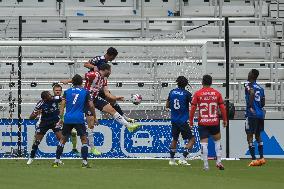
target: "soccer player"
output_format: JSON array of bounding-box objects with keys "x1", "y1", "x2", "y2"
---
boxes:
[
  {"x1": 27, "y1": 91, "x2": 63, "y2": 165},
  {"x1": 245, "y1": 69, "x2": 266, "y2": 166},
  {"x1": 189, "y1": 75, "x2": 227, "y2": 171},
  {"x1": 61, "y1": 64, "x2": 140, "y2": 155},
  {"x1": 53, "y1": 74, "x2": 97, "y2": 168},
  {"x1": 84, "y1": 63, "x2": 140, "y2": 137},
  {"x1": 53, "y1": 83, "x2": 80, "y2": 157},
  {"x1": 166, "y1": 76, "x2": 195, "y2": 166},
  {"x1": 84, "y1": 47, "x2": 134, "y2": 123},
  {"x1": 84, "y1": 47, "x2": 118, "y2": 71}
]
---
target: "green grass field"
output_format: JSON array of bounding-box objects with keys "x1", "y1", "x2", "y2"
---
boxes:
[{"x1": 0, "y1": 159, "x2": 283, "y2": 189}]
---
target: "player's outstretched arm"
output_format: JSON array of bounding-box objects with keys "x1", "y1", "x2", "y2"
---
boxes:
[
  {"x1": 60, "y1": 79, "x2": 72, "y2": 85},
  {"x1": 29, "y1": 111, "x2": 39, "y2": 120},
  {"x1": 103, "y1": 86, "x2": 124, "y2": 101},
  {"x1": 84, "y1": 60, "x2": 98, "y2": 71},
  {"x1": 29, "y1": 102, "x2": 42, "y2": 119}
]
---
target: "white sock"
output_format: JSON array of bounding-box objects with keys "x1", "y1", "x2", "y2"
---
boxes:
[
  {"x1": 54, "y1": 159, "x2": 60, "y2": 163},
  {"x1": 215, "y1": 140, "x2": 222, "y2": 164},
  {"x1": 87, "y1": 128, "x2": 95, "y2": 148},
  {"x1": 82, "y1": 160, "x2": 88, "y2": 165},
  {"x1": 201, "y1": 143, "x2": 209, "y2": 168},
  {"x1": 113, "y1": 112, "x2": 131, "y2": 127},
  {"x1": 123, "y1": 115, "x2": 130, "y2": 120}
]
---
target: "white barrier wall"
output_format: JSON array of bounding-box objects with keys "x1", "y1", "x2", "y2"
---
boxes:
[{"x1": 229, "y1": 120, "x2": 284, "y2": 158}]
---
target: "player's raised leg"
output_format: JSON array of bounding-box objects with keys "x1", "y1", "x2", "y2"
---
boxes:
[{"x1": 101, "y1": 102, "x2": 140, "y2": 132}]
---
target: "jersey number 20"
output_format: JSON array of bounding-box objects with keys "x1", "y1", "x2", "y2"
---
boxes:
[{"x1": 200, "y1": 102, "x2": 218, "y2": 118}]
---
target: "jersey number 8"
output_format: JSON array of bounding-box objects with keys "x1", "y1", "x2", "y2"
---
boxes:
[{"x1": 173, "y1": 99, "x2": 180, "y2": 109}]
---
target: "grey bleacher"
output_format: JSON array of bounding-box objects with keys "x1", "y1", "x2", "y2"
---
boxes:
[{"x1": 1, "y1": 0, "x2": 284, "y2": 118}]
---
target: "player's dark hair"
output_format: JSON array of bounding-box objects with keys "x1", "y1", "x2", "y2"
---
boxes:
[
  {"x1": 52, "y1": 83, "x2": 62, "y2": 90},
  {"x1": 176, "y1": 76, "x2": 188, "y2": 89},
  {"x1": 72, "y1": 74, "x2": 83, "y2": 86},
  {"x1": 251, "y1": 69, "x2": 259, "y2": 80},
  {"x1": 107, "y1": 47, "x2": 118, "y2": 57},
  {"x1": 202, "y1": 74, "x2": 212, "y2": 86},
  {"x1": 41, "y1": 91, "x2": 50, "y2": 100},
  {"x1": 98, "y1": 63, "x2": 111, "y2": 71}
]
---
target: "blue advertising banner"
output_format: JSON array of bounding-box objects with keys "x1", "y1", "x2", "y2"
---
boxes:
[{"x1": 0, "y1": 119, "x2": 214, "y2": 158}]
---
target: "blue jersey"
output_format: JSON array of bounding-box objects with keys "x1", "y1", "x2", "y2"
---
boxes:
[
  {"x1": 33, "y1": 96, "x2": 61, "y2": 122},
  {"x1": 63, "y1": 87, "x2": 91, "y2": 124},
  {"x1": 89, "y1": 55, "x2": 107, "y2": 71},
  {"x1": 245, "y1": 81, "x2": 265, "y2": 119},
  {"x1": 168, "y1": 88, "x2": 192, "y2": 124}
]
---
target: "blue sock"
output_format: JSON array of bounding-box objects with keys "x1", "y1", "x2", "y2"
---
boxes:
[
  {"x1": 30, "y1": 140, "x2": 40, "y2": 158},
  {"x1": 56, "y1": 143, "x2": 64, "y2": 160},
  {"x1": 249, "y1": 143, "x2": 256, "y2": 160},
  {"x1": 170, "y1": 148, "x2": 176, "y2": 159},
  {"x1": 258, "y1": 142, "x2": 264, "y2": 159},
  {"x1": 81, "y1": 144, "x2": 88, "y2": 160},
  {"x1": 183, "y1": 149, "x2": 189, "y2": 158}
]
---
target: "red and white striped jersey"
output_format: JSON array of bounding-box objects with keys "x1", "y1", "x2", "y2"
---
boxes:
[{"x1": 84, "y1": 71, "x2": 107, "y2": 98}]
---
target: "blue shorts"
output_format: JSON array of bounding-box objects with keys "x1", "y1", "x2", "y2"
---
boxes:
[
  {"x1": 245, "y1": 117, "x2": 264, "y2": 135},
  {"x1": 198, "y1": 125, "x2": 220, "y2": 139},
  {"x1": 171, "y1": 122, "x2": 194, "y2": 141},
  {"x1": 85, "y1": 96, "x2": 109, "y2": 116},
  {"x1": 62, "y1": 123, "x2": 87, "y2": 137}
]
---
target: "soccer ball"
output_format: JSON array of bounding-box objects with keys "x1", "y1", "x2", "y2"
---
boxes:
[{"x1": 131, "y1": 94, "x2": 142, "y2": 105}]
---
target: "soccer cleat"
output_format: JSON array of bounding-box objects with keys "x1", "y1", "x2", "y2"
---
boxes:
[
  {"x1": 248, "y1": 160, "x2": 261, "y2": 167},
  {"x1": 52, "y1": 162, "x2": 59, "y2": 168},
  {"x1": 72, "y1": 149, "x2": 81, "y2": 157},
  {"x1": 90, "y1": 147, "x2": 101, "y2": 156},
  {"x1": 178, "y1": 159, "x2": 191, "y2": 166},
  {"x1": 82, "y1": 163, "x2": 91, "y2": 168},
  {"x1": 26, "y1": 158, "x2": 34, "y2": 165},
  {"x1": 169, "y1": 160, "x2": 178, "y2": 166},
  {"x1": 203, "y1": 166, "x2": 210, "y2": 171},
  {"x1": 126, "y1": 118, "x2": 136, "y2": 123},
  {"x1": 127, "y1": 123, "x2": 141, "y2": 132},
  {"x1": 58, "y1": 160, "x2": 64, "y2": 165},
  {"x1": 258, "y1": 158, "x2": 266, "y2": 166},
  {"x1": 216, "y1": 162, "x2": 225, "y2": 170}
]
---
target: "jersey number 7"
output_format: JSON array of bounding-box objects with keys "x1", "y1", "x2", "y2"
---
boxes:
[{"x1": 72, "y1": 94, "x2": 79, "y2": 104}]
